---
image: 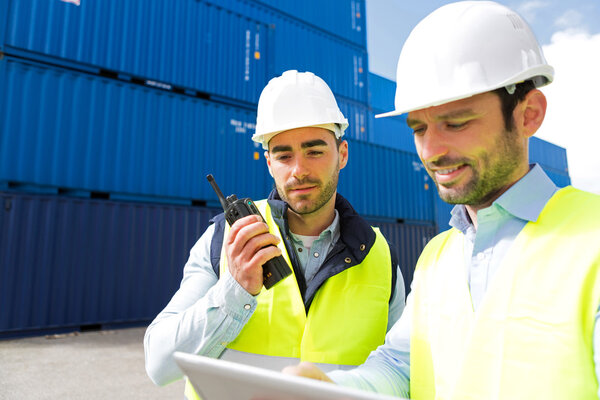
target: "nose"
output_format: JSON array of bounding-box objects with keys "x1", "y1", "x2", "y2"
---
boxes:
[
  {"x1": 416, "y1": 126, "x2": 449, "y2": 164},
  {"x1": 291, "y1": 155, "x2": 310, "y2": 180}
]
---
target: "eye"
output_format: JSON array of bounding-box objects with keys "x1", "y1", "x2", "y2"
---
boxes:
[
  {"x1": 411, "y1": 126, "x2": 426, "y2": 136},
  {"x1": 446, "y1": 121, "x2": 469, "y2": 130},
  {"x1": 307, "y1": 150, "x2": 324, "y2": 156},
  {"x1": 275, "y1": 154, "x2": 291, "y2": 161}
]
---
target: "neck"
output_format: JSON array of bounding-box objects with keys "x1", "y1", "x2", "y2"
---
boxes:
[{"x1": 287, "y1": 195, "x2": 337, "y2": 236}]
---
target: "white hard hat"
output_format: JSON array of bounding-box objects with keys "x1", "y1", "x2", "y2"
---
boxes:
[
  {"x1": 377, "y1": 1, "x2": 554, "y2": 118},
  {"x1": 252, "y1": 70, "x2": 349, "y2": 149}
]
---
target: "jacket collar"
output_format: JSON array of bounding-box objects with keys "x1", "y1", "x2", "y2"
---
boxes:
[{"x1": 266, "y1": 189, "x2": 376, "y2": 261}]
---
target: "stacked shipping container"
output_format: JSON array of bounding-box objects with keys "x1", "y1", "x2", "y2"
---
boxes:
[
  {"x1": 1, "y1": 0, "x2": 438, "y2": 336},
  {"x1": 2, "y1": 0, "x2": 569, "y2": 337},
  {"x1": 0, "y1": 192, "x2": 435, "y2": 337}
]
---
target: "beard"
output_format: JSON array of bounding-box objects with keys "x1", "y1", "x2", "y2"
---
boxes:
[
  {"x1": 431, "y1": 128, "x2": 525, "y2": 206},
  {"x1": 276, "y1": 168, "x2": 340, "y2": 215}
]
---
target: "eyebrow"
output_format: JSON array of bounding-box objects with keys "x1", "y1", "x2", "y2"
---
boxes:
[
  {"x1": 270, "y1": 145, "x2": 293, "y2": 153},
  {"x1": 301, "y1": 139, "x2": 328, "y2": 148},
  {"x1": 270, "y1": 139, "x2": 328, "y2": 154},
  {"x1": 406, "y1": 109, "x2": 478, "y2": 128}
]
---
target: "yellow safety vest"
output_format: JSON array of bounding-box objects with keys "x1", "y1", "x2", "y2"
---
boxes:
[
  {"x1": 185, "y1": 199, "x2": 392, "y2": 400},
  {"x1": 411, "y1": 186, "x2": 600, "y2": 400}
]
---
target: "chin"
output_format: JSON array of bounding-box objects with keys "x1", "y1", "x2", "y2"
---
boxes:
[{"x1": 437, "y1": 187, "x2": 467, "y2": 205}]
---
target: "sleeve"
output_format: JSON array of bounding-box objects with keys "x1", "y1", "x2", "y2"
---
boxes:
[
  {"x1": 386, "y1": 265, "x2": 406, "y2": 331},
  {"x1": 327, "y1": 273, "x2": 416, "y2": 398},
  {"x1": 143, "y1": 223, "x2": 258, "y2": 386},
  {"x1": 594, "y1": 307, "x2": 600, "y2": 399}
]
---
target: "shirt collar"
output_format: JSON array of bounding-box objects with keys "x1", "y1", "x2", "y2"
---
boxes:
[{"x1": 449, "y1": 164, "x2": 558, "y2": 231}]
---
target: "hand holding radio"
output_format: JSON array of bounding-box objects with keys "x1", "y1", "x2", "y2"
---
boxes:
[
  {"x1": 223, "y1": 214, "x2": 282, "y2": 295},
  {"x1": 207, "y1": 175, "x2": 293, "y2": 293}
]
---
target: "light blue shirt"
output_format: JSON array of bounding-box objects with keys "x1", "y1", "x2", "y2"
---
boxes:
[
  {"x1": 144, "y1": 210, "x2": 405, "y2": 386},
  {"x1": 289, "y1": 210, "x2": 340, "y2": 285},
  {"x1": 330, "y1": 165, "x2": 600, "y2": 398}
]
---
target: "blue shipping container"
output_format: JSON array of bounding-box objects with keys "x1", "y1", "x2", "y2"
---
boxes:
[
  {"x1": 369, "y1": 112, "x2": 416, "y2": 153},
  {"x1": 2, "y1": 191, "x2": 433, "y2": 336},
  {"x1": 367, "y1": 73, "x2": 414, "y2": 152},
  {"x1": 204, "y1": 0, "x2": 369, "y2": 104},
  {"x1": 1, "y1": 0, "x2": 270, "y2": 105},
  {"x1": 0, "y1": 191, "x2": 220, "y2": 337},
  {"x1": 2, "y1": 0, "x2": 368, "y2": 105},
  {"x1": 254, "y1": 0, "x2": 366, "y2": 47},
  {"x1": 529, "y1": 136, "x2": 569, "y2": 173},
  {"x1": 368, "y1": 72, "x2": 395, "y2": 113},
  {"x1": 269, "y1": 14, "x2": 368, "y2": 104},
  {"x1": 0, "y1": 56, "x2": 272, "y2": 204},
  {"x1": 1, "y1": 56, "x2": 433, "y2": 221},
  {"x1": 340, "y1": 139, "x2": 435, "y2": 222},
  {"x1": 540, "y1": 167, "x2": 571, "y2": 188},
  {"x1": 338, "y1": 98, "x2": 370, "y2": 142},
  {"x1": 369, "y1": 219, "x2": 436, "y2": 295}
]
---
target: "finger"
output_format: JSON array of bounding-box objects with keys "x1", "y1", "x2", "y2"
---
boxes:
[
  {"x1": 249, "y1": 245, "x2": 283, "y2": 268},
  {"x1": 282, "y1": 362, "x2": 333, "y2": 382},
  {"x1": 226, "y1": 216, "x2": 268, "y2": 246},
  {"x1": 244, "y1": 232, "x2": 281, "y2": 254},
  {"x1": 226, "y1": 215, "x2": 262, "y2": 244}
]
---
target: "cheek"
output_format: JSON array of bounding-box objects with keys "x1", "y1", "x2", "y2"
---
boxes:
[
  {"x1": 414, "y1": 139, "x2": 425, "y2": 159},
  {"x1": 270, "y1": 165, "x2": 292, "y2": 183}
]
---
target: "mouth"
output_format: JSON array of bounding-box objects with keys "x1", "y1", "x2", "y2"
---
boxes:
[
  {"x1": 431, "y1": 164, "x2": 468, "y2": 183},
  {"x1": 289, "y1": 185, "x2": 317, "y2": 195}
]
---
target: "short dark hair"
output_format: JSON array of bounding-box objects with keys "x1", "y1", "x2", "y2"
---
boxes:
[
  {"x1": 335, "y1": 135, "x2": 343, "y2": 149},
  {"x1": 492, "y1": 80, "x2": 537, "y2": 131}
]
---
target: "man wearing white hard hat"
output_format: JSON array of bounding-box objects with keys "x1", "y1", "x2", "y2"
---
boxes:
[
  {"x1": 143, "y1": 70, "x2": 406, "y2": 399},
  {"x1": 285, "y1": 2, "x2": 600, "y2": 399}
]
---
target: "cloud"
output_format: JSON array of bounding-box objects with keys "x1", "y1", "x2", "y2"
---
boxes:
[
  {"x1": 536, "y1": 30, "x2": 600, "y2": 194},
  {"x1": 515, "y1": 0, "x2": 549, "y2": 22},
  {"x1": 554, "y1": 9, "x2": 585, "y2": 30}
]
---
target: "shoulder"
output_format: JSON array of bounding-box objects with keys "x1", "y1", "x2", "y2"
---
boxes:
[
  {"x1": 417, "y1": 228, "x2": 460, "y2": 264},
  {"x1": 540, "y1": 187, "x2": 600, "y2": 230}
]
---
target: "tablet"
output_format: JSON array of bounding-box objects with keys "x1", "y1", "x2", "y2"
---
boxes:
[{"x1": 173, "y1": 352, "x2": 405, "y2": 400}]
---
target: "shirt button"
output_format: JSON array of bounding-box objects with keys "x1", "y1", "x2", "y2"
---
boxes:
[
  {"x1": 313, "y1": 252, "x2": 319, "y2": 258},
  {"x1": 476, "y1": 252, "x2": 485, "y2": 261},
  {"x1": 297, "y1": 247, "x2": 303, "y2": 252},
  {"x1": 244, "y1": 304, "x2": 251, "y2": 310}
]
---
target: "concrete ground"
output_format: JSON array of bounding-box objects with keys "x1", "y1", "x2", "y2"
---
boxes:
[{"x1": 0, "y1": 327, "x2": 184, "y2": 400}]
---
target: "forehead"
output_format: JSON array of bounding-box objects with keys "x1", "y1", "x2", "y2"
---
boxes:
[
  {"x1": 268, "y1": 127, "x2": 335, "y2": 148},
  {"x1": 407, "y1": 92, "x2": 500, "y2": 124}
]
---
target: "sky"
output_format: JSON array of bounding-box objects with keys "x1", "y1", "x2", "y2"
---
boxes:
[{"x1": 366, "y1": 0, "x2": 600, "y2": 194}]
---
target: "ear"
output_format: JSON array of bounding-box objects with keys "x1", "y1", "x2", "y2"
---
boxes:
[
  {"x1": 338, "y1": 140, "x2": 349, "y2": 170},
  {"x1": 264, "y1": 150, "x2": 273, "y2": 177},
  {"x1": 515, "y1": 89, "x2": 547, "y2": 138}
]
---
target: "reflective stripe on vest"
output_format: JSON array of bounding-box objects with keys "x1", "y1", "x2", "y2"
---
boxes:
[
  {"x1": 411, "y1": 186, "x2": 600, "y2": 400},
  {"x1": 185, "y1": 199, "x2": 392, "y2": 400}
]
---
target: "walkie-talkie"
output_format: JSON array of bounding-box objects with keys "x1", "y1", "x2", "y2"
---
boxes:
[{"x1": 207, "y1": 174, "x2": 292, "y2": 289}]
